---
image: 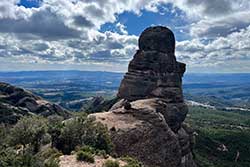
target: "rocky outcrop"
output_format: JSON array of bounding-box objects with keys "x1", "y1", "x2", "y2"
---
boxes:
[
  {"x1": 90, "y1": 99, "x2": 182, "y2": 167},
  {"x1": 118, "y1": 26, "x2": 185, "y2": 103},
  {"x1": 0, "y1": 82, "x2": 70, "y2": 124},
  {"x1": 90, "y1": 26, "x2": 196, "y2": 167},
  {"x1": 80, "y1": 96, "x2": 118, "y2": 113}
]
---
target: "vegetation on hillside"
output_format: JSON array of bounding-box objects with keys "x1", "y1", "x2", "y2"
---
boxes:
[
  {"x1": 1, "y1": 104, "x2": 250, "y2": 167},
  {"x1": 0, "y1": 113, "x2": 114, "y2": 167},
  {"x1": 187, "y1": 106, "x2": 250, "y2": 167}
]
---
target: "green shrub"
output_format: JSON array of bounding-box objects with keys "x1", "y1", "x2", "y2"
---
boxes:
[
  {"x1": 44, "y1": 157, "x2": 60, "y2": 167},
  {"x1": 244, "y1": 119, "x2": 250, "y2": 126},
  {"x1": 97, "y1": 150, "x2": 108, "y2": 159},
  {"x1": 103, "y1": 159, "x2": 119, "y2": 167},
  {"x1": 79, "y1": 145, "x2": 96, "y2": 154},
  {"x1": 0, "y1": 124, "x2": 9, "y2": 147},
  {"x1": 47, "y1": 115, "x2": 64, "y2": 148},
  {"x1": 41, "y1": 133, "x2": 52, "y2": 145},
  {"x1": 121, "y1": 156, "x2": 142, "y2": 167},
  {"x1": 54, "y1": 116, "x2": 113, "y2": 155},
  {"x1": 36, "y1": 147, "x2": 62, "y2": 161},
  {"x1": 0, "y1": 147, "x2": 39, "y2": 167},
  {"x1": 9, "y1": 116, "x2": 48, "y2": 153},
  {"x1": 76, "y1": 151, "x2": 95, "y2": 163}
]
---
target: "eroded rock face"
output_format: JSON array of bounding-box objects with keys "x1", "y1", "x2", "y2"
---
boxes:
[
  {"x1": 90, "y1": 26, "x2": 196, "y2": 167},
  {"x1": 0, "y1": 82, "x2": 70, "y2": 124},
  {"x1": 139, "y1": 26, "x2": 175, "y2": 53},
  {"x1": 117, "y1": 51, "x2": 185, "y2": 101},
  {"x1": 90, "y1": 99, "x2": 182, "y2": 167}
]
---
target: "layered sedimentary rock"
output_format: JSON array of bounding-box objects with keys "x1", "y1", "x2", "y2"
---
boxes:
[{"x1": 90, "y1": 26, "x2": 196, "y2": 167}]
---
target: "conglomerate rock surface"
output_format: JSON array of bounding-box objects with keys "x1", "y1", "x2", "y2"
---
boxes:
[{"x1": 90, "y1": 26, "x2": 196, "y2": 167}]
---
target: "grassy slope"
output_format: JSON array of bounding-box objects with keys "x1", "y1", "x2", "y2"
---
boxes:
[{"x1": 186, "y1": 106, "x2": 250, "y2": 167}]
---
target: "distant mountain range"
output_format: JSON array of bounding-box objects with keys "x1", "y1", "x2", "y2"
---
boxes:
[
  {"x1": 1, "y1": 71, "x2": 249, "y2": 85},
  {"x1": 0, "y1": 71, "x2": 249, "y2": 111}
]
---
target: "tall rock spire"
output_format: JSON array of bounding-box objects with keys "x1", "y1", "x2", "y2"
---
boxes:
[
  {"x1": 90, "y1": 26, "x2": 196, "y2": 167},
  {"x1": 118, "y1": 26, "x2": 185, "y2": 103}
]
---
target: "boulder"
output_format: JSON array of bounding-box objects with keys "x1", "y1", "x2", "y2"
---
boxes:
[{"x1": 91, "y1": 99, "x2": 182, "y2": 167}]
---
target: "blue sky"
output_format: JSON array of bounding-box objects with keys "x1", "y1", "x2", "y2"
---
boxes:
[
  {"x1": 0, "y1": 0, "x2": 250, "y2": 73},
  {"x1": 18, "y1": 0, "x2": 41, "y2": 8},
  {"x1": 100, "y1": 4, "x2": 189, "y2": 40}
]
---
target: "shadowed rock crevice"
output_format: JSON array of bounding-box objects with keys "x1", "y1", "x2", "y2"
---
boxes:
[{"x1": 90, "y1": 26, "x2": 196, "y2": 167}]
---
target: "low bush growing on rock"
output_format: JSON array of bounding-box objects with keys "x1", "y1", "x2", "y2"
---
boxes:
[
  {"x1": 53, "y1": 114, "x2": 113, "y2": 154},
  {"x1": 76, "y1": 151, "x2": 95, "y2": 163},
  {"x1": 0, "y1": 147, "x2": 39, "y2": 167},
  {"x1": 78, "y1": 145, "x2": 96, "y2": 154},
  {"x1": 103, "y1": 159, "x2": 120, "y2": 167},
  {"x1": 35, "y1": 147, "x2": 62, "y2": 166},
  {"x1": 44, "y1": 157, "x2": 60, "y2": 167},
  {"x1": 97, "y1": 149, "x2": 108, "y2": 159},
  {"x1": 121, "y1": 156, "x2": 142, "y2": 167}
]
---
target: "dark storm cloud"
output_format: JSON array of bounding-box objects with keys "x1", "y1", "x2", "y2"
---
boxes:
[
  {"x1": 0, "y1": 44, "x2": 6, "y2": 49},
  {"x1": 186, "y1": 0, "x2": 232, "y2": 16},
  {"x1": 0, "y1": 10, "x2": 81, "y2": 40},
  {"x1": 84, "y1": 5, "x2": 105, "y2": 18},
  {"x1": 90, "y1": 50, "x2": 112, "y2": 60},
  {"x1": 38, "y1": 54, "x2": 70, "y2": 61},
  {"x1": 6, "y1": 47, "x2": 34, "y2": 56},
  {"x1": 73, "y1": 16, "x2": 95, "y2": 27},
  {"x1": 88, "y1": 50, "x2": 128, "y2": 63},
  {"x1": 197, "y1": 22, "x2": 250, "y2": 37},
  {"x1": 191, "y1": 11, "x2": 250, "y2": 38},
  {"x1": 106, "y1": 41, "x2": 123, "y2": 50},
  {"x1": 32, "y1": 43, "x2": 49, "y2": 51}
]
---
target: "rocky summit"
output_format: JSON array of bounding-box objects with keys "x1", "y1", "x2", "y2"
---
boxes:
[
  {"x1": 90, "y1": 26, "x2": 196, "y2": 167},
  {"x1": 118, "y1": 26, "x2": 185, "y2": 103}
]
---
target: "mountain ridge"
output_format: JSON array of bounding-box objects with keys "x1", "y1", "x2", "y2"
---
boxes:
[{"x1": 0, "y1": 82, "x2": 70, "y2": 124}]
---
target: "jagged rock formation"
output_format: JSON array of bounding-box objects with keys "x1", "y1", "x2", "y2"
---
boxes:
[
  {"x1": 0, "y1": 82, "x2": 70, "y2": 124},
  {"x1": 90, "y1": 26, "x2": 196, "y2": 167}
]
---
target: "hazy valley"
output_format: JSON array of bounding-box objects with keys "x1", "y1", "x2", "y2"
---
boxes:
[{"x1": 1, "y1": 71, "x2": 249, "y2": 111}]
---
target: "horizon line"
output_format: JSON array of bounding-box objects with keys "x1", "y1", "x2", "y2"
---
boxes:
[{"x1": 0, "y1": 70, "x2": 249, "y2": 74}]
